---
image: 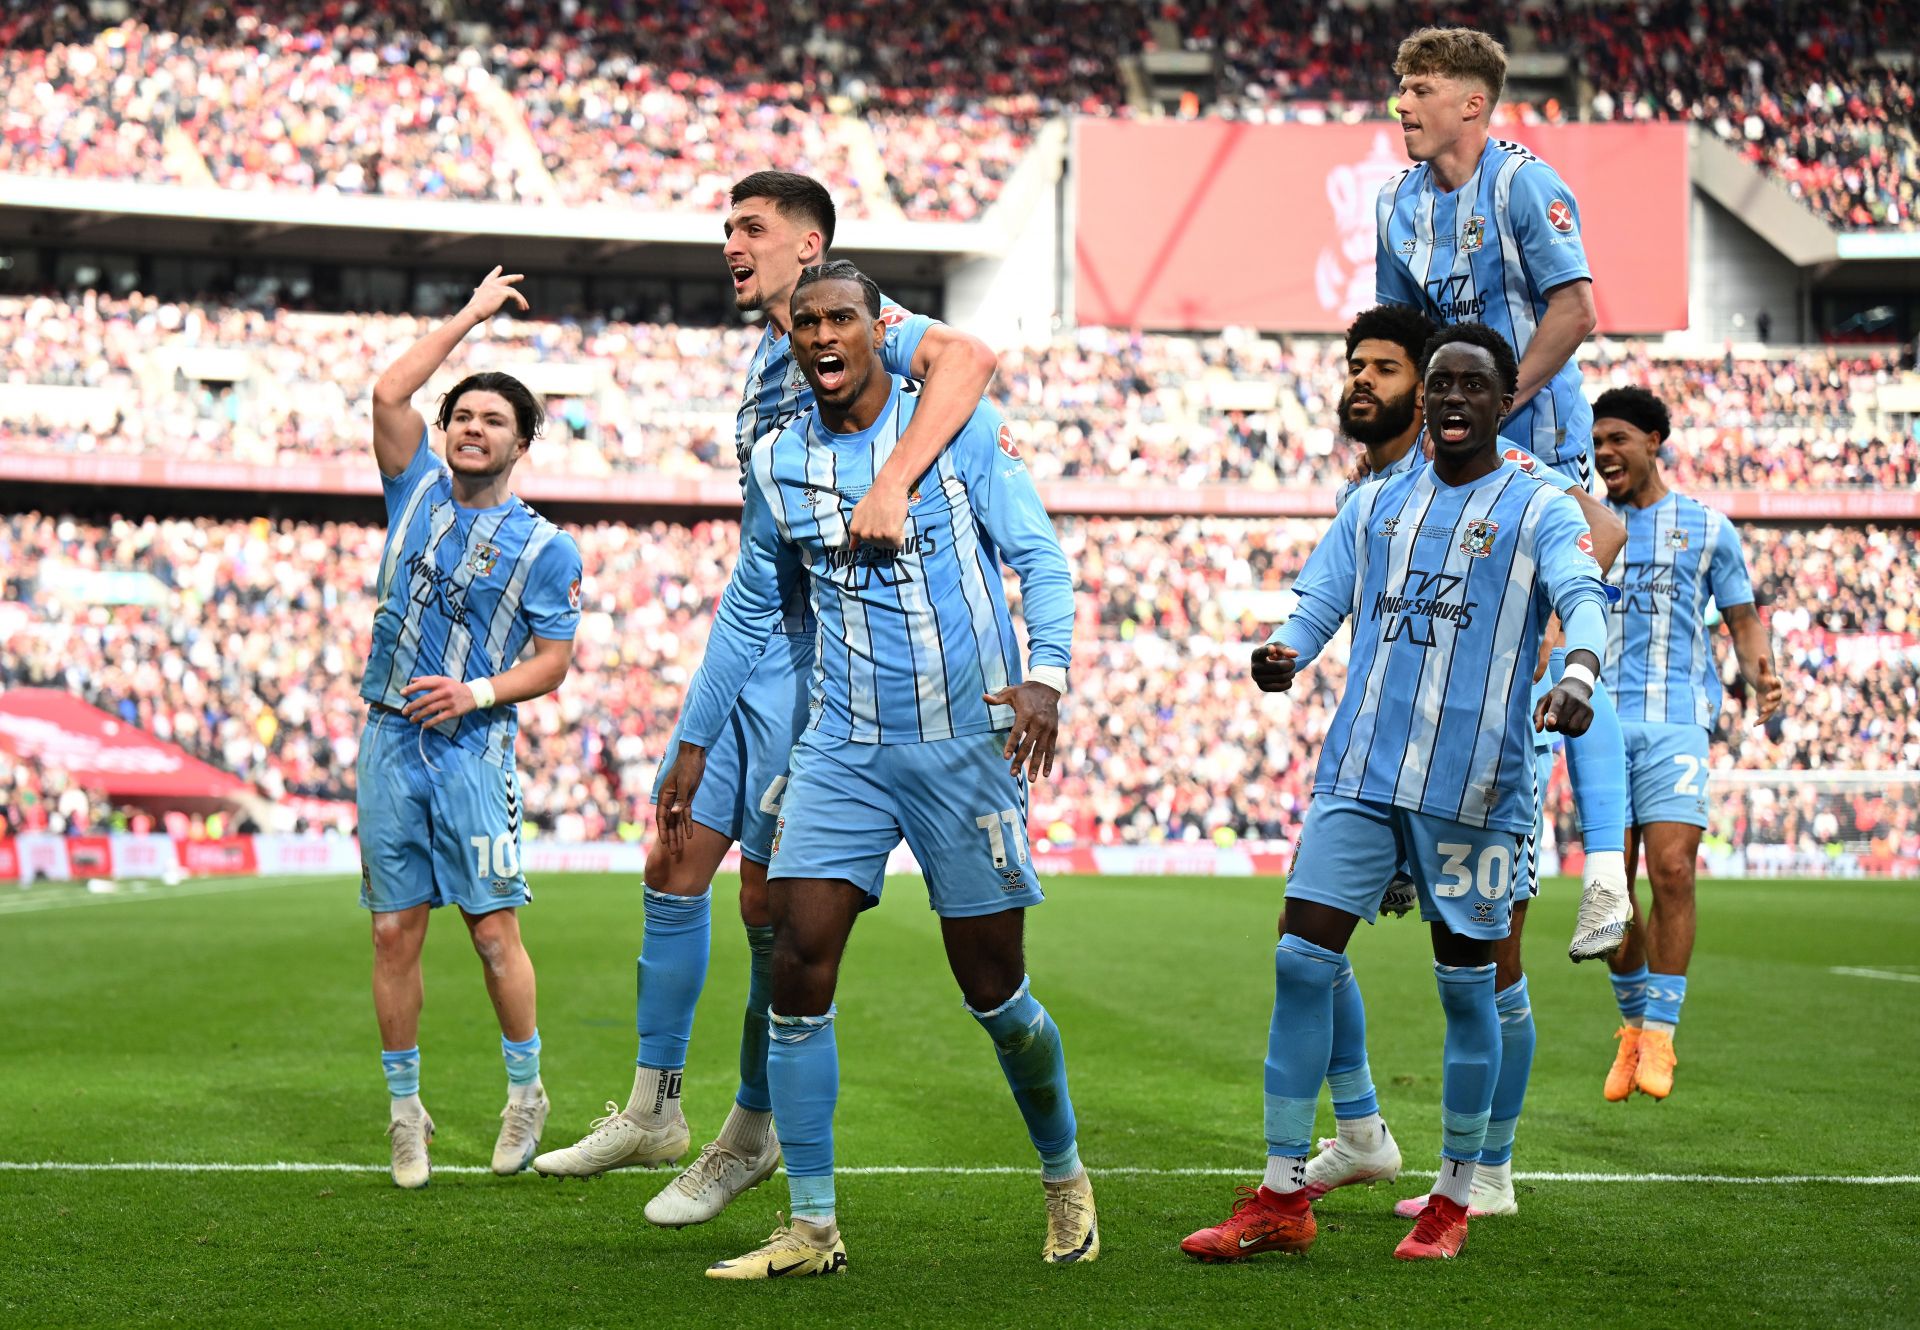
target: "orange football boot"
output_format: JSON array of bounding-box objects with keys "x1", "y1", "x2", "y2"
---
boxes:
[
  {"x1": 1179, "y1": 1185, "x2": 1316, "y2": 1262},
  {"x1": 1393, "y1": 1195, "x2": 1470, "y2": 1260},
  {"x1": 1634, "y1": 1027, "x2": 1677, "y2": 1099},
  {"x1": 1604, "y1": 1025, "x2": 1642, "y2": 1102}
]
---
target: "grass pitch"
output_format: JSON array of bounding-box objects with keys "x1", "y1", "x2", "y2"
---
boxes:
[{"x1": 2, "y1": 871, "x2": 1915, "y2": 1327}]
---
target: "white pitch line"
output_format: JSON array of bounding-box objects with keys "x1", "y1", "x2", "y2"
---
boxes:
[
  {"x1": 1829, "y1": 966, "x2": 1920, "y2": 985},
  {"x1": 0, "y1": 876, "x2": 308, "y2": 916},
  {"x1": 1, "y1": 1162, "x2": 1914, "y2": 1184}
]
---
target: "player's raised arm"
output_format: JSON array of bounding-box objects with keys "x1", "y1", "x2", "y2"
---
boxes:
[
  {"x1": 848, "y1": 319, "x2": 999, "y2": 549},
  {"x1": 370, "y1": 266, "x2": 528, "y2": 477},
  {"x1": 1504, "y1": 168, "x2": 1596, "y2": 416}
]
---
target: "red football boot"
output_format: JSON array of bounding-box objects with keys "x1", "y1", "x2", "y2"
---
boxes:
[
  {"x1": 1393, "y1": 1194, "x2": 1470, "y2": 1260},
  {"x1": 1179, "y1": 1184, "x2": 1316, "y2": 1262}
]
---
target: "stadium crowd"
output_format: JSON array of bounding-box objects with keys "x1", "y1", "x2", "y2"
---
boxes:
[
  {"x1": 2, "y1": 294, "x2": 1912, "y2": 491},
  {"x1": 3, "y1": 1, "x2": 1914, "y2": 230},
  {"x1": 5, "y1": 510, "x2": 1915, "y2": 861}
]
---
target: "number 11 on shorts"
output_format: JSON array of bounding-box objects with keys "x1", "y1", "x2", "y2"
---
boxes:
[{"x1": 976, "y1": 810, "x2": 1027, "y2": 870}]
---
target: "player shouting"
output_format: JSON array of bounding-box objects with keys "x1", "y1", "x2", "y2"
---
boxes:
[{"x1": 1181, "y1": 323, "x2": 1612, "y2": 1264}]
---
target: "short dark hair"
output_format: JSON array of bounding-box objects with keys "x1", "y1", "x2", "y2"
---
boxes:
[
  {"x1": 1592, "y1": 385, "x2": 1671, "y2": 442},
  {"x1": 793, "y1": 260, "x2": 882, "y2": 319},
  {"x1": 1421, "y1": 321, "x2": 1519, "y2": 397},
  {"x1": 730, "y1": 170, "x2": 836, "y2": 250},
  {"x1": 437, "y1": 371, "x2": 544, "y2": 443},
  {"x1": 1345, "y1": 304, "x2": 1438, "y2": 366}
]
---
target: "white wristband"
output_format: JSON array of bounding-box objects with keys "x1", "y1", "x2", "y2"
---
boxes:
[
  {"x1": 1559, "y1": 661, "x2": 1597, "y2": 691},
  {"x1": 467, "y1": 677, "x2": 497, "y2": 710},
  {"x1": 1027, "y1": 665, "x2": 1068, "y2": 696}
]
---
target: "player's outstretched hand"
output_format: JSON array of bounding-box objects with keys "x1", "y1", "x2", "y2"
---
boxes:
[
  {"x1": 655, "y1": 744, "x2": 709, "y2": 857},
  {"x1": 400, "y1": 676, "x2": 479, "y2": 728},
  {"x1": 1750, "y1": 657, "x2": 1784, "y2": 723},
  {"x1": 1250, "y1": 642, "x2": 1298, "y2": 692},
  {"x1": 985, "y1": 681, "x2": 1060, "y2": 780},
  {"x1": 1535, "y1": 676, "x2": 1595, "y2": 737},
  {"x1": 846, "y1": 479, "x2": 908, "y2": 551},
  {"x1": 462, "y1": 266, "x2": 529, "y2": 322}
]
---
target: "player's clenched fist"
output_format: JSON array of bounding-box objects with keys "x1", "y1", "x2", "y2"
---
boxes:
[
  {"x1": 985, "y1": 681, "x2": 1060, "y2": 780},
  {"x1": 1534, "y1": 675, "x2": 1594, "y2": 737},
  {"x1": 1250, "y1": 642, "x2": 1298, "y2": 693}
]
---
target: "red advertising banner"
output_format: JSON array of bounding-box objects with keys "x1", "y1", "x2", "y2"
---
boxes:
[
  {"x1": 173, "y1": 836, "x2": 260, "y2": 877},
  {"x1": 65, "y1": 835, "x2": 113, "y2": 878},
  {"x1": 1074, "y1": 120, "x2": 1688, "y2": 333}
]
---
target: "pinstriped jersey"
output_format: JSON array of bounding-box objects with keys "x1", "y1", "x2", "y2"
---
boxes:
[
  {"x1": 1276, "y1": 459, "x2": 1611, "y2": 832},
  {"x1": 362, "y1": 430, "x2": 582, "y2": 764},
  {"x1": 682, "y1": 377, "x2": 1075, "y2": 746},
  {"x1": 1376, "y1": 139, "x2": 1593, "y2": 470},
  {"x1": 1602, "y1": 491, "x2": 1755, "y2": 728},
  {"x1": 735, "y1": 293, "x2": 936, "y2": 634}
]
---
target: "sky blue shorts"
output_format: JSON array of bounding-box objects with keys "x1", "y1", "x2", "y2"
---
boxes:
[
  {"x1": 357, "y1": 707, "x2": 528, "y2": 916},
  {"x1": 653, "y1": 632, "x2": 813, "y2": 864},
  {"x1": 1288, "y1": 794, "x2": 1525, "y2": 941},
  {"x1": 1622, "y1": 721, "x2": 1711, "y2": 829},
  {"x1": 768, "y1": 728, "x2": 1045, "y2": 918}
]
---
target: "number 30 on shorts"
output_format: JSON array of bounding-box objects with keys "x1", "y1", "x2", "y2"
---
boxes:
[{"x1": 1433, "y1": 842, "x2": 1512, "y2": 899}]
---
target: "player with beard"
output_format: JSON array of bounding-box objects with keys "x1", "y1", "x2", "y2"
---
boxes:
[{"x1": 1299, "y1": 314, "x2": 1629, "y2": 1221}]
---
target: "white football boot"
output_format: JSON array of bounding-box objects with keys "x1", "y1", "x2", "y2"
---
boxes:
[
  {"x1": 492, "y1": 1090, "x2": 550, "y2": 1175},
  {"x1": 388, "y1": 1110, "x2": 434, "y2": 1189},
  {"x1": 1302, "y1": 1122, "x2": 1402, "y2": 1199},
  {"x1": 1569, "y1": 849, "x2": 1632, "y2": 962},
  {"x1": 532, "y1": 1101, "x2": 689, "y2": 1178},
  {"x1": 1393, "y1": 1159, "x2": 1519, "y2": 1218},
  {"x1": 645, "y1": 1134, "x2": 783, "y2": 1228}
]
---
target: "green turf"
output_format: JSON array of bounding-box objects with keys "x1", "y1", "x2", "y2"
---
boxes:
[{"x1": 3, "y1": 873, "x2": 1915, "y2": 1327}]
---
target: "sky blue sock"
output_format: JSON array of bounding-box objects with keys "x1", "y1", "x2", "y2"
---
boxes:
[
  {"x1": 1434, "y1": 962, "x2": 1499, "y2": 1163},
  {"x1": 736, "y1": 924, "x2": 774, "y2": 1113},
  {"x1": 768, "y1": 1008, "x2": 838, "y2": 1222},
  {"x1": 381, "y1": 1047, "x2": 420, "y2": 1099},
  {"x1": 1555, "y1": 649, "x2": 1627, "y2": 855},
  {"x1": 1611, "y1": 963, "x2": 1650, "y2": 1022},
  {"x1": 1645, "y1": 972, "x2": 1689, "y2": 1026},
  {"x1": 635, "y1": 887, "x2": 710, "y2": 1070},
  {"x1": 968, "y1": 977, "x2": 1081, "y2": 1180},
  {"x1": 502, "y1": 1030, "x2": 541, "y2": 1087},
  {"x1": 1327, "y1": 955, "x2": 1379, "y2": 1119},
  {"x1": 1481, "y1": 977, "x2": 1534, "y2": 1166},
  {"x1": 1265, "y1": 934, "x2": 1343, "y2": 1158}
]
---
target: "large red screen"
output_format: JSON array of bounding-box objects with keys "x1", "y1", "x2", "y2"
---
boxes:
[{"x1": 1074, "y1": 120, "x2": 1688, "y2": 333}]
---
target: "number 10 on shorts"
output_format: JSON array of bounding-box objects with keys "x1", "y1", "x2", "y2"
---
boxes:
[
  {"x1": 470, "y1": 833, "x2": 521, "y2": 880},
  {"x1": 976, "y1": 809, "x2": 1028, "y2": 870}
]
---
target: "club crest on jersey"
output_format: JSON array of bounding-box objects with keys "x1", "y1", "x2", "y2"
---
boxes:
[
  {"x1": 1667, "y1": 528, "x2": 1690, "y2": 550},
  {"x1": 470, "y1": 544, "x2": 500, "y2": 577},
  {"x1": 567, "y1": 578, "x2": 581, "y2": 610},
  {"x1": 770, "y1": 817, "x2": 785, "y2": 857},
  {"x1": 1502, "y1": 447, "x2": 1537, "y2": 474},
  {"x1": 1460, "y1": 519, "x2": 1499, "y2": 559},
  {"x1": 1461, "y1": 215, "x2": 1486, "y2": 252},
  {"x1": 1546, "y1": 199, "x2": 1576, "y2": 234},
  {"x1": 997, "y1": 423, "x2": 1022, "y2": 461}
]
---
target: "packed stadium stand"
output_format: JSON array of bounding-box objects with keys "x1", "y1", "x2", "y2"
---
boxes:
[{"x1": 2, "y1": 1, "x2": 1914, "y2": 229}]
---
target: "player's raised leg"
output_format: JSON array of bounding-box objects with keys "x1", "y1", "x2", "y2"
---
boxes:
[{"x1": 707, "y1": 873, "x2": 861, "y2": 1280}]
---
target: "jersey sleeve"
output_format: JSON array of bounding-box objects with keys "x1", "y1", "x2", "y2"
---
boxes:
[
  {"x1": 876, "y1": 298, "x2": 937, "y2": 380},
  {"x1": 520, "y1": 532, "x2": 583, "y2": 641},
  {"x1": 1507, "y1": 161, "x2": 1592, "y2": 293},
  {"x1": 677, "y1": 455, "x2": 804, "y2": 749},
  {"x1": 380, "y1": 426, "x2": 439, "y2": 520},
  {"x1": 1707, "y1": 511, "x2": 1756, "y2": 610},
  {"x1": 1270, "y1": 495, "x2": 1361, "y2": 667},
  {"x1": 952, "y1": 401, "x2": 1074, "y2": 673},
  {"x1": 1373, "y1": 177, "x2": 1426, "y2": 308},
  {"x1": 1535, "y1": 489, "x2": 1611, "y2": 645}
]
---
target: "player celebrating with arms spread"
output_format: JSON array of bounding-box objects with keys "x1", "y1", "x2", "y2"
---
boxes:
[
  {"x1": 1181, "y1": 324, "x2": 1613, "y2": 1264},
  {"x1": 663, "y1": 261, "x2": 1092, "y2": 1279},
  {"x1": 1591, "y1": 387, "x2": 1781, "y2": 1100},
  {"x1": 534, "y1": 173, "x2": 998, "y2": 1229},
  {"x1": 1378, "y1": 27, "x2": 1599, "y2": 481},
  {"x1": 360, "y1": 267, "x2": 582, "y2": 1187}
]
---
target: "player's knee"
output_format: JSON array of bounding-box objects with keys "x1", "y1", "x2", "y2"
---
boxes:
[
  {"x1": 466, "y1": 912, "x2": 521, "y2": 971},
  {"x1": 369, "y1": 911, "x2": 419, "y2": 959},
  {"x1": 955, "y1": 963, "x2": 1023, "y2": 1014},
  {"x1": 1647, "y1": 847, "x2": 1699, "y2": 897},
  {"x1": 738, "y1": 864, "x2": 772, "y2": 928}
]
